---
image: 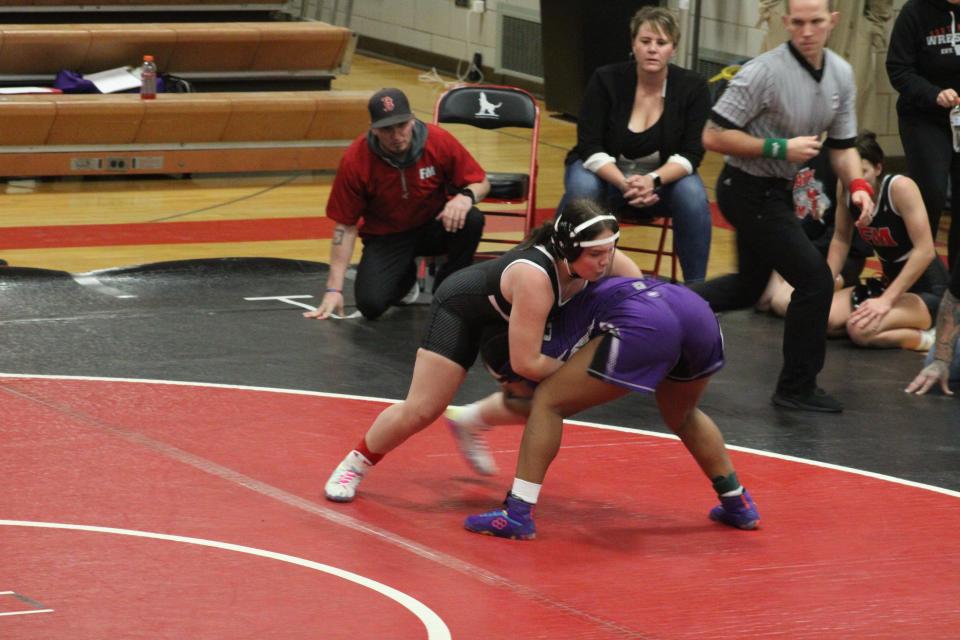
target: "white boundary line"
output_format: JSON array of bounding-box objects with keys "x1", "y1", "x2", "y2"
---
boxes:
[
  {"x1": 0, "y1": 520, "x2": 450, "y2": 639},
  {"x1": 0, "y1": 590, "x2": 54, "y2": 617},
  {"x1": 0, "y1": 609, "x2": 55, "y2": 617},
  {"x1": 2, "y1": 371, "x2": 957, "y2": 502}
]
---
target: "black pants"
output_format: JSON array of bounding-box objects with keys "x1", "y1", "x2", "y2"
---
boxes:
[
  {"x1": 355, "y1": 208, "x2": 484, "y2": 319},
  {"x1": 899, "y1": 113, "x2": 960, "y2": 271},
  {"x1": 692, "y1": 165, "x2": 834, "y2": 394}
]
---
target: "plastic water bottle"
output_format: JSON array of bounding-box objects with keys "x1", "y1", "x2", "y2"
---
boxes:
[
  {"x1": 951, "y1": 104, "x2": 960, "y2": 152},
  {"x1": 140, "y1": 55, "x2": 157, "y2": 100}
]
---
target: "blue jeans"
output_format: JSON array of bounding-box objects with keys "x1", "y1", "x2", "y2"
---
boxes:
[{"x1": 558, "y1": 159, "x2": 712, "y2": 283}]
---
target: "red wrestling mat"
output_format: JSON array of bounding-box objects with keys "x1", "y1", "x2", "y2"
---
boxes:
[
  {"x1": 0, "y1": 214, "x2": 522, "y2": 251},
  {"x1": 0, "y1": 217, "x2": 338, "y2": 250},
  {"x1": 3, "y1": 375, "x2": 959, "y2": 639}
]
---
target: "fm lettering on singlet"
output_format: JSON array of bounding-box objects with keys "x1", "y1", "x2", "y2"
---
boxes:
[
  {"x1": 419, "y1": 166, "x2": 436, "y2": 180},
  {"x1": 858, "y1": 226, "x2": 898, "y2": 247}
]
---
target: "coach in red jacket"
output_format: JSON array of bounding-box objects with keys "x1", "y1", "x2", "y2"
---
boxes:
[{"x1": 307, "y1": 88, "x2": 489, "y2": 320}]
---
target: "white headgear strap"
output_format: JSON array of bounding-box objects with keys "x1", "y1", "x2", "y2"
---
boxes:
[
  {"x1": 579, "y1": 231, "x2": 620, "y2": 247},
  {"x1": 569, "y1": 214, "x2": 619, "y2": 248},
  {"x1": 570, "y1": 214, "x2": 618, "y2": 236}
]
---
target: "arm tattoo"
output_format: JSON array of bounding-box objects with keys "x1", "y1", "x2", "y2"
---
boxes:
[
  {"x1": 933, "y1": 290, "x2": 959, "y2": 363},
  {"x1": 332, "y1": 225, "x2": 345, "y2": 246}
]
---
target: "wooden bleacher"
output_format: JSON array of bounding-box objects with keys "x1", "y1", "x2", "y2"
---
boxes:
[
  {"x1": 0, "y1": 18, "x2": 368, "y2": 177},
  {"x1": 0, "y1": 22, "x2": 357, "y2": 86},
  {"x1": 0, "y1": 90, "x2": 370, "y2": 176},
  {"x1": 0, "y1": 0, "x2": 285, "y2": 12}
]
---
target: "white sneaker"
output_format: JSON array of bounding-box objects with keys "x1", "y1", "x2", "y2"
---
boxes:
[
  {"x1": 445, "y1": 407, "x2": 497, "y2": 475},
  {"x1": 400, "y1": 281, "x2": 420, "y2": 305},
  {"x1": 914, "y1": 327, "x2": 936, "y2": 352},
  {"x1": 324, "y1": 450, "x2": 373, "y2": 502}
]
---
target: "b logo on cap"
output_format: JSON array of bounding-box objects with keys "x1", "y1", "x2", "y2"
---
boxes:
[{"x1": 381, "y1": 96, "x2": 395, "y2": 112}]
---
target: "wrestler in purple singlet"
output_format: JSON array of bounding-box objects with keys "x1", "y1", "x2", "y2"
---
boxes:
[{"x1": 542, "y1": 276, "x2": 724, "y2": 392}]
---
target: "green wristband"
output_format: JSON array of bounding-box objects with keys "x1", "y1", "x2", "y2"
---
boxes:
[{"x1": 762, "y1": 137, "x2": 788, "y2": 160}]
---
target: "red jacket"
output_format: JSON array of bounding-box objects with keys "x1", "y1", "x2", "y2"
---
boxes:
[{"x1": 327, "y1": 123, "x2": 486, "y2": 237}]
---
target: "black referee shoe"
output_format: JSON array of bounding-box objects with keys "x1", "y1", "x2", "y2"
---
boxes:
[{"x1": 771, "y1": 387, "x2": 843, "y2": 413}]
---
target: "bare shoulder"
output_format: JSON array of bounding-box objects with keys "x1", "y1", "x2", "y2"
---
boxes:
[
  {"x1": 501, "y1": 259, "x2": 552, "y2": 296},
  {"x1": 889, "y1": 174, "x2": 922, "y2": 202},
  {"x1": 505, "y1": 264, "x2": 555, "y2": 315},
  {"x1": 889, "y1": 174, "x2": 930, "y2": 222}
]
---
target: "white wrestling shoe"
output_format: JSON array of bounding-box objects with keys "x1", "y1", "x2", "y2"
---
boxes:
[
  {"x1": 445, "y1": 407, "x2": 497, "y2": 476},
  {"x1": 324, "y1": 450, "x2": 373, "y2": 502}
]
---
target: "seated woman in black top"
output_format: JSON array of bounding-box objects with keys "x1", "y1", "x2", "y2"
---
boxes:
[{"x1": 558, "y1": 6, "x2": 712, "y2": 283}]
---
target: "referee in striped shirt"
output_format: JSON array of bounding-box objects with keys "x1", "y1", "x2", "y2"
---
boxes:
[{"x1": 692, "y1": 0, "x2": 875, "y2": 413}]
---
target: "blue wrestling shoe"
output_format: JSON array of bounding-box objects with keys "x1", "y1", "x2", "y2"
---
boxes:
[
  {"x1": 709, "y1": 489, "x2": 760, "y2": 530},
  {"x1": 464, "y1": 494, "x2": 536, "y2": 540}
]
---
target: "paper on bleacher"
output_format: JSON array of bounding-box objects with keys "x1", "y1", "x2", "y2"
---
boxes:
[
  {"x1": 85, "y1": 67, "x2": 142, "y2": 94},
  {"x1": 0, "y1": 87, "x2": 60, "y2": 94}
]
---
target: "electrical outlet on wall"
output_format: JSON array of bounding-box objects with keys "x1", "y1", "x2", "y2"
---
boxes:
[{"x1": 454, "y1": 0, "x2": 469, "y2": 7}]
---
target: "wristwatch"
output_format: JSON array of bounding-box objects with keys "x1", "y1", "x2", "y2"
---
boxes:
[
  {"x1": 647, "y1": 172, "x2": 662, "y2": 189},
  {"x1": 459, "y1": 187, "x2": 477, "y2": 204}
]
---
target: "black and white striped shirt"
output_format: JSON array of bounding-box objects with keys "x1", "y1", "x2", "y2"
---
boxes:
[{"x1": 711, "y1": 42, "x2": 858, "y2": 180}]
